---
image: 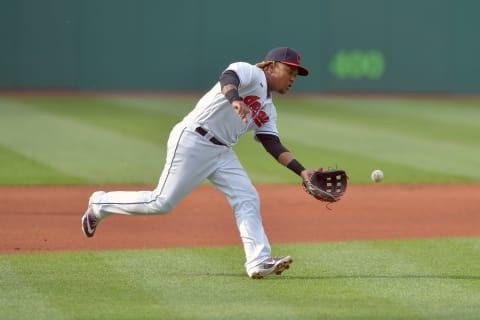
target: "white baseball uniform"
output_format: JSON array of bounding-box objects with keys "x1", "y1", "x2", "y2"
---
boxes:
[{"x1": 90, "y1": 62, "x2": 280, "y2": 274}]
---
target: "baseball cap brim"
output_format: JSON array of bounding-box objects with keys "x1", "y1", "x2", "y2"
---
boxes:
[{"x1": 281, "y1": 61, "x2": 309, "y2": 76}]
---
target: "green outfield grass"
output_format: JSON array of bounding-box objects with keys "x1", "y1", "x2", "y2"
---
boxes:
[
  {"x1": 0, "y1": 94, "x2": 479, "y2": 185},
  {"x1": 1, "y1": 238, "x2": 479, "y2": 320}
]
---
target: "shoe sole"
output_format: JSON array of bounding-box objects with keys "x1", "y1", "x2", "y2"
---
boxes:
[
  {"x1": 274, "y1": 257, "x2": 292, "y2": 275},
  {"x1": 81, "y1": 209, "x2": 95, "y2": 238},
  {"x1": 250, "y1": 272, "x2": 264, "y2": 279},
  {"x1": 250, "y1": 257, "x2": 293, "y2": 279}
]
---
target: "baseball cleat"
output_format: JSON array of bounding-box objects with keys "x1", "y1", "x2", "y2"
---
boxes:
[
  {"x1": 81, "y1": 206, "x2": 98, "y2": 237},
  {"x1": 249, "y1": 256, "x2": 292, "y2": 279},
  {"x1": 82, "y1": 191, "x2": 105, "y2": 237}
]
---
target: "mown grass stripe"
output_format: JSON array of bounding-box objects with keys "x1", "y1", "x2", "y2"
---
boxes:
[
  {"x1": 0, "y1": 144, "x2": 87, "y2": 184},
  {"x1": 278, "y1": 113, "x2": 480, "y2": 179},
  {"x1": 0, "y1": 252, "x2": 179, "y2": 320},
  {"x1": 0, "y1": 260, "x2": 68, "y2": 320},
  {"x1": 100, "y1": 96, "x2": 195, "y2": 117},
  {"x1": 314, "y1": 97, "x2": 480, "y2": 128},
  {"x1": 283, "y1": 239, "x2": 480, "y2": 319},
  {"x1": 9, "y1": 96, "x2": 179, "y2": 144},
  {"x1": 279, "y1": 97, "x2": 479, "y2": 147},
  {"x1": 104, "y1": 247, "x2": 317, "y2": 319},
  {"x1": 0, "y1": 99, "x2": 165, "y2": 184}
]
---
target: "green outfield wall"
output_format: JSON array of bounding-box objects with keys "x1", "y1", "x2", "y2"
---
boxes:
[{"x1": 1, "y1": 0, "x2": 479, "y2": 93}]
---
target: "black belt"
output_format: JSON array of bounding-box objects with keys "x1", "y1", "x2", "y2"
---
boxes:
[{"x1": 195, "y1": 127, "x2": 226, "y2": 146}]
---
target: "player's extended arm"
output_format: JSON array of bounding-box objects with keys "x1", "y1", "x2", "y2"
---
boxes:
[
  {"x1": 257, "y1": 133, "x2": 346, "y2": 202},
  {"x1": 256, "y1": 134, "x2": 314, "y2": 180}
]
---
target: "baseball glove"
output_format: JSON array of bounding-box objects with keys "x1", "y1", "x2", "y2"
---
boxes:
[{"x1": 303, "y1": 169, "x2": 348, "y2": 202}]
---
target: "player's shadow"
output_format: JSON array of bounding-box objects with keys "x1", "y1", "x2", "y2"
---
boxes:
[
  {"x1": 282, "y1": 274, "x2": 480, "y2": 281},
  {"x1": 206, "y1": 273, "x2": 480, "y2": 281}
]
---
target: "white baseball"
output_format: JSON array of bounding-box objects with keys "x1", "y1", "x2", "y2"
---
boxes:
[{"x1": 371, "y1": 169, "x2": 384, "y2": 183}]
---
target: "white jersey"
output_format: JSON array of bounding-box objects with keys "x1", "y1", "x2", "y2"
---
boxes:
[{"x1": 181, "y1": 62, "x2": 279, "y2": 146}]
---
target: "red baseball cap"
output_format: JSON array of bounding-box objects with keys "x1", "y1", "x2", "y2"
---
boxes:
[{"x1": 264, "y1": 47, "x2": 309, "y2": 76}]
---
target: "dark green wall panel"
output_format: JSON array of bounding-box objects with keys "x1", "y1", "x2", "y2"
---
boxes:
[{"x1": 1, "y1": 0, "x2": 479, "y2": 93}]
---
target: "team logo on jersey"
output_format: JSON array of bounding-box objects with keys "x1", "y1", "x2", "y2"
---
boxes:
[{"x1": 243, "y1": 95, "x2": 269, "y2": 126}]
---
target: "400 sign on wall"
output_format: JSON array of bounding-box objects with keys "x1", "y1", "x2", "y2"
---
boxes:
[{"x1": 329, "y1": 50, "x2": 385, "y2": 80}]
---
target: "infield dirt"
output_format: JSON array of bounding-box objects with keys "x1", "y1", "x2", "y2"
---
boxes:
[{"x1": 1, "y1": 184, "x2": 479, "y2": 254}]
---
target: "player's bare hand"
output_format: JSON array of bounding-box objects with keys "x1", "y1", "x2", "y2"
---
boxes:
[
  {"x1": 232, "y1": 101, "x2": 251, "y2": 123},
  {"x1": 300, "y1": 169, "x2": 317, "y2": 181}
]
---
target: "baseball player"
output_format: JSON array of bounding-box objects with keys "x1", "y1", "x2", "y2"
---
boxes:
[{"x1": 82, "y1": 47, "x2": 316, "y2": 279}]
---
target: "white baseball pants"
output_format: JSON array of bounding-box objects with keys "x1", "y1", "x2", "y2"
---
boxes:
[{"x1": 90, "y1": 122, "x2": 271, "y2": 273}]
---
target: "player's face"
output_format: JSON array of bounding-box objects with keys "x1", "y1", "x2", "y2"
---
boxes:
[{"x1": 269, "y1": 62, "x2": 299, "y2": 94}]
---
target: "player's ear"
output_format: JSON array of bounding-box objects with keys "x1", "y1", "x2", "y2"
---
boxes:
[{"x1": 266, "y1": 61, "x2": 276, "y2": 74}]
